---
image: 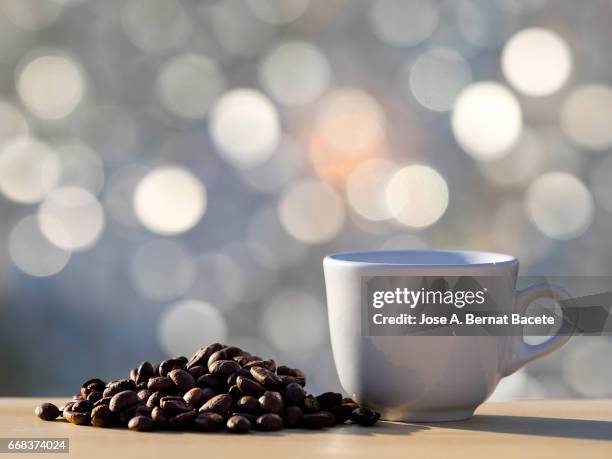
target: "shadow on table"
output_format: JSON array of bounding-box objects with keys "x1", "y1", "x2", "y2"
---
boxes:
[{"x1": 427, "y1": 415, "x2": 612, "y2": 441}]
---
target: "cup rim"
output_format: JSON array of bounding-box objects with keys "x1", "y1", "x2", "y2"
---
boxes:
[{"x1": 324, "y1": 249, "x2": 518, "y2": 268}]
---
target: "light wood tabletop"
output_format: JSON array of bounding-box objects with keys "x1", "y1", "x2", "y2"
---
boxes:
[{"x1": 2, "y1": 398, "x2": 611, "y2": 458}]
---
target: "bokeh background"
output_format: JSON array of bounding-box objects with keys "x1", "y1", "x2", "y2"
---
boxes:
[{"x1": 0, "y1": 0, "x2": 611, "y2": 399}]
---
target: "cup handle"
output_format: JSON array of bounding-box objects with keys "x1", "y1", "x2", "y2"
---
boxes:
[{"x1": 502, "y1": 283, "x2": 574, "y2": 377}]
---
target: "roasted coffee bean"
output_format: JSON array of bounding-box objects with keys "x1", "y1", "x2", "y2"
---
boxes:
[
  {"x1": 118, "y1": 406, "x2": 138, "y2": 425},
  {"x1": 169, "y1": 410, "x2": 197, "y2": 430},
  {"x1": 147, "y1": 376, "x2": 174, "y2": 392},
  {"x1": 226, "y1": 415, "x2": 251, "y2": 433},
  {"x1": 64, "y1": 410, "x2": 89, "y2": 425},
  {"x1": 183, "y1": 387, "x2": 207, "y2": 409},
  {"x1": 236, "y1": 376, "x2": 265, "y2": 396},
  {"x1": 250, "y1": 367, "x2": 282, "y2": 389},
  {"x1": 146, "y1": 391, "x2": 162, "y2": 408},
  {"x1": 129, "y1": 368, "x2": 138, "y2": 382},
  {"x1": 128, "y1": 415, "x2": 154, "y2": 432},
  {"x1": 81, "y1": 378, "x2": 106, "y2": 397},
  {"x1": 159, "y1": 358, "x2": 186, "y2": 377},
  {"x1": 255, "y1": 413, "x2": 284, "y2": 431},
  {"x1": 233, "y1": 412, "x2": 257, "y2": 424},
  {"x1": 72, "y1": 400, "x2": 93, "y2": 413},
  {"x1": 160, "y1": 396, "x2": 191, "y2": 416},
  {"x1": 235, "y1": 396, "x2": 259, "y2": 416},
  {"x1": 199, "y1": 388, "x2": 219, "y2": 405},
  {"x1": 196, "y1": 374, "x2": 223, "y2": 390},
  {"x1": 87, "y1": 390, "x2": 103, "y2": 403},
  {"x1": 93, "y1": 397, "x2": 111, "y2": 408},
  {"x1": 330, "y1": 404, "x2": 354, "y2": 424},
  {"x1": 35, "y1": 403, "x2": 60, "y2": 421},
  {"x1": 243, "y1": 359, "x2": 276, "y2": 372},
  {"x1": 209, "y1": 360, "x2": 240, "y2": 378},
  {"x1": 233, "y1": 354, "x2": 257, "y2": 366},
  {"x1": 302, "y1": 412, "x2": 332, "y2": 429},
  {"x1": 168, "y1": 369, "x2": 196, "y2": 393},
  {"x1": 228, "y1": 385, "x2": 241, "y2": 400},
  {"x1": 277, "y1": 366, "x2": 305, "y2": 379},
  {"x1": 193, "y1": 412, "x2": 225, "y2": 432},
  {"x1": 61, "y1": 402, "x2": 75, "y2": 414},
  {"x1": 284, "y1": 383, "x2": 305, "y2": 405},
  {"x1": 90, "y1": 405, "x2": 113, "y2": 427},
  {"x1": 108, "y1": 378, "x2": 136, "y2": 391},
  {"x1": 135, "y1": 361, "x2": 154, "y2": 385},
  {"x1": 135, "y1": 405, "x2": 152, "y2": 417},
  {"x1": 258, "y1": 391, "x2": 283, "y2": 415},
  {"x1": 137, "y1": 389, "x2": 152, "y2": 401},
  {"x1": 186, "y1": 343, "x2": 224, "y2": 370},
  {"x1": 207, "y1": 346, "x2": 243, "y2": 368},
  {"x1": 284, "y1": 405, "x2": 303, "y2": 428},
  {"x1": 302, "y1": 395, "x2": 320, "y2": 413},
  {"x1": 278, "y1": 375, "x2": 306, "y2": 387},
  {"x1": 151, "y1": 407, "x2": 169, "y2": 429},
  {"x1": 188, "y1": 365, "x2": 208, "y2": 380},
  {"x1": 227, "y1": 368, "x2": 251, "y2": 386},
  {"x1": 109, "y1": 390, "x2": 139, "y2": 413},
  {"x1": 316, "y1": 392, "x2": 343, "y2": 410},
  {"x1": 73, "y1": 394, "x2": 84, "y2": 401},
  {"x1": 136, "y1": 382, "x2": 148, "y2": 391},
  {"x1": 199, "y1": 394, "x2": 232, "y2": 416},
  {"x1": 350, "y1": 408, "x2": 380, "y2": 426}
]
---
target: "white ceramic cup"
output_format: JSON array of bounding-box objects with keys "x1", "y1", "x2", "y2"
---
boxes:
[{"x1": 323, "y1": 250, "x2": 572, "y2": 422}]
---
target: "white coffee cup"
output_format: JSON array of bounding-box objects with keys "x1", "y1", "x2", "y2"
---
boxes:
[{"x1": 323, "y1": 250, "x2": 572, "y2": 422}]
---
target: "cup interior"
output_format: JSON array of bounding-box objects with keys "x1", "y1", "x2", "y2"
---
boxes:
[{"x1": 327, "y1": 250, "x2": 516, "y2": 266}]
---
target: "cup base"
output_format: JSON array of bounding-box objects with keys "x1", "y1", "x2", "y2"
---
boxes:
[{"x1": 383, "y1": 409, "x2": 474, "y2": 423}]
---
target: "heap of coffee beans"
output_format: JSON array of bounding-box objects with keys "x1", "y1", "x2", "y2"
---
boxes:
[{"x1": 35, "y1": 343, "x2": 380, "y2": 433}]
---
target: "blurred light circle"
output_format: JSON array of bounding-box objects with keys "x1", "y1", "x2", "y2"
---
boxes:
[
  {"x1": 315, "y1": 88, "x2": 385, "y2": 153},
  {"x1": 385, "y1": 165, "x2": 449, "y2": 228},
  {"x1": 259, "y1": 41, "x2": 330, "y2": 106},
  {"x1": 247, "y1": 205, "x2": 307, "y2": 269},
  {"x1": 38, "y1": 186, "x2": 105, "y2": 251},
  {"x1": 55, "y1": 140, "x2": 104, "y2": 194},
  {"x1": 561, "y1": 84, "x2": 612, "y2": 151},
  {"x1": 77, "y1": 105, "x2": 140, "y2": 164},
  {"x1": 526, "y1": 172, "x2": 594, "y2": 240},
  {"x1": 17, "y1": 54, "x2": 84, "y2": 120},
  {"x1": 134, "y1": 166, "x2": 206, "y2": 235},
  {"x1": 0, "y1": 100, "x2": 29, "y2": 145},
  {"x1": 452, "y1": 82, "x2": 522, "y2": 160},
  {"x1": 157, "y1": 53, "x2": 225, "y2": 120},
  {"x1": 158, "y1": 300, "x2": 227, "y2": 357},
  {"x1": 370, "y1": 0, "x2": 439, "y2": 47},
  {"x1": 407, "y1": 47, "x2": 471, "y2": 112},
  {"x1": 210, "y1": 89, "x2": 280, "y2": 168},
  {"x1": 278, "y1": 179, "x2": 345, "y2": 244},
  {"x1": 188, "y1": 252, "x2": 247, "y2": 310},
  {"x1": 502, "y1": 28, "x2": 571, "y2": 97},
  {"x1": 247, "y1": 0, "x2": 309, "y2": 24},
  {"x1": 129, "y1": 239, "x2": 196, "y2": 302},
  {"x1": 0, "y1": 137, "x2": 61, "y2": 203},
  {"x1": 591, "y1": 155, "x2": 612, "y2": 215},
  {"x1": 1, "y1": 0, "x2": 64, "y2": 30},
  {"x1": 479, "y1": 128, "x2": 544, "y2": 188},
  {"x1": 122, "y1": 0, "x2": 190, "y2": 54},
  {"x1": 346, "y1": 158, "x2": 397, "y2": 221},
  {"x1": 260, "y1": 290, "x2": 326, "y2": 353},
  {"x1": 9, "y1": 215, "x2": 70, "y2": 277},
  {"x1": 563, "y1": 340, "x2": 612, "y2": 397}
]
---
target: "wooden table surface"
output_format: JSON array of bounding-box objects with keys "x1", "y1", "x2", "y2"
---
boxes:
[{"x1": 2, "y1": 398, "x2": 611, "y2": 458}]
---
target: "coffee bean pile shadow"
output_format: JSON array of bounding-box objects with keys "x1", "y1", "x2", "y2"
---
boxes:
[{"x1": 35, "y1": 343, "x2": 381, "y2": 433}]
